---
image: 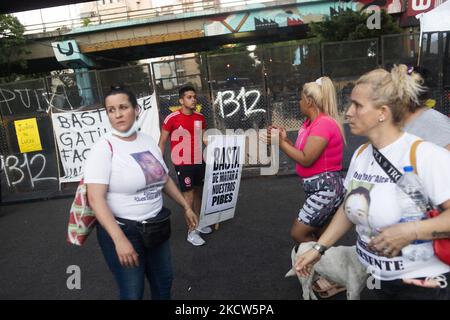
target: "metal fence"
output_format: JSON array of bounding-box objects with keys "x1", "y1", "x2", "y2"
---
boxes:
[
  {"x1": 2, "y1": 33, "x2": 449, "y2": 202},
  {"x1": 265, "y1": 42, "x2": 321, "y2": 130},
  {"x1": 0, "y1": 65, "x2": 153, "y2": 202},
  {"x1": 382, "y1": 33, "x2": 420, "y2": 70},
  {"x1": 322, "y1": 38, "x2": 379, "y2": 80}
]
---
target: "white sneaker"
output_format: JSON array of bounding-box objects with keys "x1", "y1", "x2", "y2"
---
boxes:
[
  {"x1": 197, "y1": 226, "x2": 213, "y2": 234},
  {"x1": 187, "y1": 230, "x2": 205, "y2": 246}
]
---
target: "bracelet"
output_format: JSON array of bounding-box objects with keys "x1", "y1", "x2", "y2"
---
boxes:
[{"x1": 312, "y1": 243, "x2": 328, "y2": 255}]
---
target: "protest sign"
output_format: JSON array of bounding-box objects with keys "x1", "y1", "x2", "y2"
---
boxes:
[
  {"x1": 198, "y1": 135, "x2": 245, "y2": 229},
  {"x1": 51, "y1": 94, "x2": 159, "y2": 182},
  {"x1": 14, "y1": 118, "x2": 43, "y2": 153}
]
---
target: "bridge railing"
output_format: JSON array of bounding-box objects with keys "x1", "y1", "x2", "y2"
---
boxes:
[{"x1": 21, "y1": 0, "x2": 285, "y2": 35}]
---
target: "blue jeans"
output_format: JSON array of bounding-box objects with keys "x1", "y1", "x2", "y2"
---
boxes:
[{"x1": 96, "y1": 221, "x2": 173, "y2": 300}]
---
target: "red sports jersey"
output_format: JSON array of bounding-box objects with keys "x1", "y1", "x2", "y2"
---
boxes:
[{"x1": 162, "y1": 110, "x2": 206, "y2": 165}]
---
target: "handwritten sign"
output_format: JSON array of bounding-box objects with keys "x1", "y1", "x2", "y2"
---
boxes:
[
  {"x1": 51, "y1": 108, "x2": 109, "y2": 183},
  {"x1": 14, "y1": 118, "x2": 43, "y2": 153},
  {"x1": 198, "y1": 135, "x2": 245, "y2": 229},
  {"x1": 51, "y1": 94, "x2": 160, "y2": 183}
]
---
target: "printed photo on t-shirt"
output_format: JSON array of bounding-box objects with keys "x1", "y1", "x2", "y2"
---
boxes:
[
  {"x1": 344, "y1": 181, "x2": 376, "y2": 244},
  {"x1": 131, "y1": 151, "x2": 166, "y2": 186}
]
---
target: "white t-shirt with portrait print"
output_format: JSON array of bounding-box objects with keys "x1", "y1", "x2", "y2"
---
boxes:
[
  {"x1": 343, "y1": 132, "x2": 450, "y2": 281},
  {"x1": 84, "y1": 132, "x2": 169, "y2": 221}
]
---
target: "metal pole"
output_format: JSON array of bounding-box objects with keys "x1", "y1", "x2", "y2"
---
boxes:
[
  {"x1": 69, "y1": 5, "x2": 74, "y2": 29},
  {"x1": 40, "y1": 9, "x2": 46, "y2": 32},
  {"x1": 96, "y1": 1, "x2": 102, "y2": 24}
]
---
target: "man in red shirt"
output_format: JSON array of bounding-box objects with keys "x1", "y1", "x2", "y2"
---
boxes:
[{"x1": 159, "y1": 86, "x2": 212, "y2": 246}]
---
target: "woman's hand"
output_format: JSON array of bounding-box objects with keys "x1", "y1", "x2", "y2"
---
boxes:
[
  {"x1": 260, "y1": 126, "x2": 288, "y2": 145},
  {"x1": 114, "y1": 237, "x2": 140, "y2": 268},
  {"x1": 183, "y1": 207, "x2": 198, "y2": 232},
  {"x1": 369, "y1": 221, "x2": 418, "y2": 258},
  {"x1": 275, "y1": 126, "x2": 288, "y2": 142},
  {"x1": 295, "y1": 248, "x2": 321, "y2": 277},
  {"x1": 163, "y1": 177, "x2": 198, "y2": 231}
]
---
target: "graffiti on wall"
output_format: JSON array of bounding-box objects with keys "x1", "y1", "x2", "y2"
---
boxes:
[
  {"x1": 212, "y1": 86, "x2": 267, "y2": 130},
  {"x1": 0, "y1": 88, "x2": 47, "y2": 116},
  {"x1": 1, "y1": 152, "x2": 58, "y2": 190},
  {"x1": 204, "y1": 1, "x2": 407, "y2": 37},
  {"x1": 214, "y1": 87, "x2": 264, "y2": 119},
  {"x1": 205, "y1": 7, "x2": 306, "y2": 36},
  {"x1": 205, "y1": 2, "x2": 354, "y2": 36},
  {"x1": 0, "y1": 86, "x2": 88, "y2": 116}
]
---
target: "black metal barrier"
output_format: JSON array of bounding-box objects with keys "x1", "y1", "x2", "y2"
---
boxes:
[
  {"x1": 0, "y1": 65, "x2": 152, "y2": 203},
  {"x1": 1, "y1": 34, "x2": 448, "y2": 203}
]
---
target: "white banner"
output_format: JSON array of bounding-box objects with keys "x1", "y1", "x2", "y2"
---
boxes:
[
  {"x1": 51, "y1": 94, "x2": 160, "y2": 183},
  {"x1": 198, "y1": 135, "x2": 245, "y2": 229}
]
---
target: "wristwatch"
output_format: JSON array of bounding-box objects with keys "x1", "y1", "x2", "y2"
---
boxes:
[{"x1": 312, "y1": 243, "x2": 328, "y2": 255}]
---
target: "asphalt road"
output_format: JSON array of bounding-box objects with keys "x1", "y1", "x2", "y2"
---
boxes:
[{"x1": 0, "y1": 174, "x2": 358, "y2": 300}]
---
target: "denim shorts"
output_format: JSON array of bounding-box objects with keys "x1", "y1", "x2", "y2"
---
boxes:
[{"x1": 298, "y1": 171, "x2": 345, "y2": 228}]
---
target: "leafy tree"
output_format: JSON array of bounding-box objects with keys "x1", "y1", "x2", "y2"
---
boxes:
[
  {"x1": 308, "y1": 8, "x2": 401, "y2": 42},
  {"x1": 0, "y1": 14, "x2": 27, "y2": 83}
]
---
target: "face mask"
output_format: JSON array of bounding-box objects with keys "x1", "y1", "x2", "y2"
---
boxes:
[{"x1": 110, "y1": 119, "x2": 139, "y2": 138}]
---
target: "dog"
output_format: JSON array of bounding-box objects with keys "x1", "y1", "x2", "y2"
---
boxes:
[{"x1": 285, "y1": 241, "x2": 367, "y2": 300}]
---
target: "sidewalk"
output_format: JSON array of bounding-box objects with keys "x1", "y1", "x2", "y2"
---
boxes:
[{"x1": 0, "y1": 174, "x2": 357, "y2": 300}]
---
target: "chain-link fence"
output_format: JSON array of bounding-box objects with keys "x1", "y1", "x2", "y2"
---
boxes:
[
  {"x1": 0, "y1": 65, "x2": 155, "y2": 202},
  {"x1": 0, "y1": 78, "x2": 49, "y2": 158},
  {"x1": 207, "y1": 51, "x2": 267, "y2": 131},
  {"x1": 2, "y1": 33, "x2": 449, "y2": 201},
  {"x1": 382, "y1": 33, "x2": 420, "y2": 70},
  {"x1": 0, "y1": 79, "x2": 48, "y2": 118},
  {"x1": 151, "y1": 56, "x2": 214, "y2": 128},
  {"x1": 44, "y1": 70, "x2": 101, "y2": 111},
  {"x1": 322, "y1": 38, "x2": 379, "y2": 80},
  {"x1": 265, "y1": 42, "x2": 321, "y2": 131},
  {"x1": 98, "y1": 64, "x2": 153, "y2": 100},
  {"x1": 149, "y1": 35, "x2": 449, "y2": 174},
  {"x1": 444, "y1": 32, "x2": 450, "y2": 88},
  {"x1": 441, "y1": 88, "x2": 450, "y2": 116},
  {"x1": 207, "y1": 50, "x2": 270, "y2": 168}
]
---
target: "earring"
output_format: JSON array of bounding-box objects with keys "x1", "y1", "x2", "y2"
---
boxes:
[{"x1": 378, "y1": 117, "x2": 384, "y2": 122}]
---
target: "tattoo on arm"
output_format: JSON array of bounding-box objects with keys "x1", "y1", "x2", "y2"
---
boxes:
[{"x1": 431, "y1": 231, "x2": 450, "y2": 239}]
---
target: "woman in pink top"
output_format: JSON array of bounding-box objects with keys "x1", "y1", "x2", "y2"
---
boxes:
[{"x1": 268, "y1": 76, "x2": 345, "y2": 296}]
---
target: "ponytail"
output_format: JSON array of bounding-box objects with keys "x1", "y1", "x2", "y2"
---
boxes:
[
  {"x1": 303, "y1": 76, "x2": 346, "y2": 143},
  {"x1": 390, "y1": 64, "x2": 425, "y2": 111},
  {"x1": 319, "y1": 76, "x2": 339, "y2": 120},
  {"x1": 356, "y1": 64, "x2": 425, "y2": 125}
]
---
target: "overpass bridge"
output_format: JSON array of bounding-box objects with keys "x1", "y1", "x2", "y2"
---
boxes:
[{"x1": 9, "y1": 0, "x2": 359, "y2": 74}]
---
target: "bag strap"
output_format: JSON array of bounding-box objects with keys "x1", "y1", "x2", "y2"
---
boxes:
[
  {"x1": 372, "y1": 146, "x2": 403, "y2": 183},
  {"x1": 409, "y1": 140, "x2": 423, "y2": 175},
  {"x1": 356, "y1": 143, "x2": 369, "y2": 158},
  {"x1": 106, "y1": 139, "x2": 113, "y2": 155},
  {"x1": 407, "y1": 139, "x2": 436, "y2": 211},
  {"x1": 371, "y1": 139, "x2": 423, "y2": 182}
]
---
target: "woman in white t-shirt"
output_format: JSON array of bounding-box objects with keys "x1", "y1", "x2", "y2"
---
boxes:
[
  {"x1": 294, "y1": 65, "x2": 450, "y2": 299},
  {"x1": 84, "y1": 85, "x2": 198, "y2": 300}
]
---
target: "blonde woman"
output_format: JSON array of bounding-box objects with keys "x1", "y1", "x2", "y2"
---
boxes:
[
  {"x1": 267, "y1": 77, "x2": 346, "y2": 298},
  {"x1": 295, "y1": 65, "x2": 450, "y2": 300}
]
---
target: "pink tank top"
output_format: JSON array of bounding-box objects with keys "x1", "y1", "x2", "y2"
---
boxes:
[{"x1": 295, "y1": 113, "x2": 344, "y2": 178}]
